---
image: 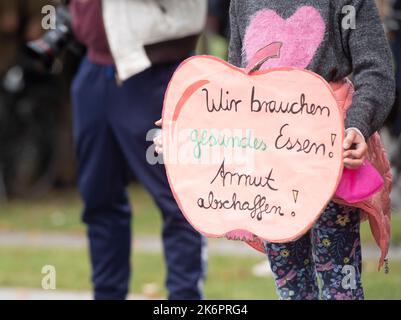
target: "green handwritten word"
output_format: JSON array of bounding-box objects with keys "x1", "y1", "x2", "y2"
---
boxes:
[{"x1": 190, "y1": 129, "x2": 267, "y2": 159}]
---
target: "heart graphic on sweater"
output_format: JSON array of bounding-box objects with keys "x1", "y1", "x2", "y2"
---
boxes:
[{"x1": 243, "y1": 6, "x2": 325, "y2": 69}]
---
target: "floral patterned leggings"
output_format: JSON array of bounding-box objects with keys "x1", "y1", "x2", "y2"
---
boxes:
[{"x1": 263, "y1": 202, "x2": 364, "y2": 300}]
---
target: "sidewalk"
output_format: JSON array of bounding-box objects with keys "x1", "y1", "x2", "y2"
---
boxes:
[
  {"x1": 0, "y1": 230, "x2": 400, "y2": 300},
  {"x1": 1, "y1": 230, "x2": 401, "y2": 260}
]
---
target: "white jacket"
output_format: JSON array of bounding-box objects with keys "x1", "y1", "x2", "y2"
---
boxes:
[{"x1": 102, "y1": 0, "x2": 207, "y2": 81}]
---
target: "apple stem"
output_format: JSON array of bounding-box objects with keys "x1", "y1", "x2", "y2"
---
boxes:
[{"x1": 245, "y1": 41, "x2": 283, "y2": 74}]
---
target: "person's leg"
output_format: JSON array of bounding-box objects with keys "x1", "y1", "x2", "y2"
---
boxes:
[
  {"x1": 71, "y1": 59, "x2": 132, "y2": 300},
  {"x1": 264, "y1": 232, "x2": 319, "y2": 300},
  {"x1": 110, "y1": 61, "x2": 207, "y2": 300},
  {"x1": 311, "y1": 202, "x2": 364, "y2": 300}
]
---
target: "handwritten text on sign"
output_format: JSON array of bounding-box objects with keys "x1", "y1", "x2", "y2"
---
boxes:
[{"x1": 162, "y1": 56, "x2": 344, "y2": 242}]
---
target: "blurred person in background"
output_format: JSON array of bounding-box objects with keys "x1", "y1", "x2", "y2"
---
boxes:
[
  {"x1": 0, "y1": 0, "x2": 76, "y2": 200},
  {"x1": 68, "y1": 0, "x2": 207, "y2": 300}
]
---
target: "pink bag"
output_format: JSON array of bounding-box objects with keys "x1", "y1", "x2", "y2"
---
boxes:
[{"x1": 335, "y1": 161, "x2": 384, "y2": 203}]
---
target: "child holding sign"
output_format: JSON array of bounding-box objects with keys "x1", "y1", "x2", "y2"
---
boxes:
[{"x1": 155, "y1": 0, "x2": 395, "y2": 300}]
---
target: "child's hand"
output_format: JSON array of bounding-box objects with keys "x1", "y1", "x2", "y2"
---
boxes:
[
  {"x1": 153, "y1": 119, "x2": 163, "y2": 154},
  {"x1": 343, "y1": 128, "x2": 368, "y2": 169},
  {"x1": 155, "y1": 119, "x2": 162, "y2": 127}
]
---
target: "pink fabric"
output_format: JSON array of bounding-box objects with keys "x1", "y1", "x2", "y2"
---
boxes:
[
  {"x1": 244, "y1": 42, "x2": 283, "y2": 74},
  {"x1": 225, "y1": 230, "x2": 255, "y2": 241},
  {"x1": 335, "y1": 161, "x2": 384, "y2": 203},
  {"x1": 243, "y1": 6, "x2": 325, "y2": 69},
  {"x1": 331, "y1": 79, "x2": 392, "y2": 270}
]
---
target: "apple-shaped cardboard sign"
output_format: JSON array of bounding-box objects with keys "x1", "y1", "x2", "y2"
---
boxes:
[{"x1": 161, "y1": 55, "x2": 344, "y2": 243}]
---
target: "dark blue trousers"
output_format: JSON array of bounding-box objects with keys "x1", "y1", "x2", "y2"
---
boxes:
[{"x1": 71, "y1": 57, "x2": 207, "y2": 300}]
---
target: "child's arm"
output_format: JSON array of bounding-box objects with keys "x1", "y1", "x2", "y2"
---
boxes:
[
  {"x1": 228, "y1": 0, "x2": 242, "y2": 67},
  {"x1": 341, "y1": 0, "x2": 395, "y2": 140}
]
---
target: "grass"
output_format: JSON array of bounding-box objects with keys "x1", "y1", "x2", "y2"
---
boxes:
[
  {"x1": 361, "y1": 212, "x2": 401, "y2": 246},
  {"x1": 0, "y1": 246, "x2": 400, "y2": 300},
  {"x1": 0, "y1": 184, "x2": 162, "y2": 235},
  {"x1": 0, "y1": 184, "x2": 400, "y2": 246}
]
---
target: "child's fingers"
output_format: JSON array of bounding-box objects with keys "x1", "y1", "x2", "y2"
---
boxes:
[
  {"x1": 343, "y1": 145, "x2": 367, "y2": 168},
  {"x1": 344, "y1": 157, "x2": 364, "y2": 169},
  {"x1": 152, "y1": 124, "x2": 163, "y2": 154},
  {"x1": 343, "y1": 130, "x2": 357, "y2": 149},
  {"x1": 153, "y1": 135, "x2": 163, "y2": 147},
  {"x1": 343, "y1": 147, "x2": 367, "y2": 160},
  {"x1": 155, "y1": 119, "x2": 162, "y2": 127}
]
